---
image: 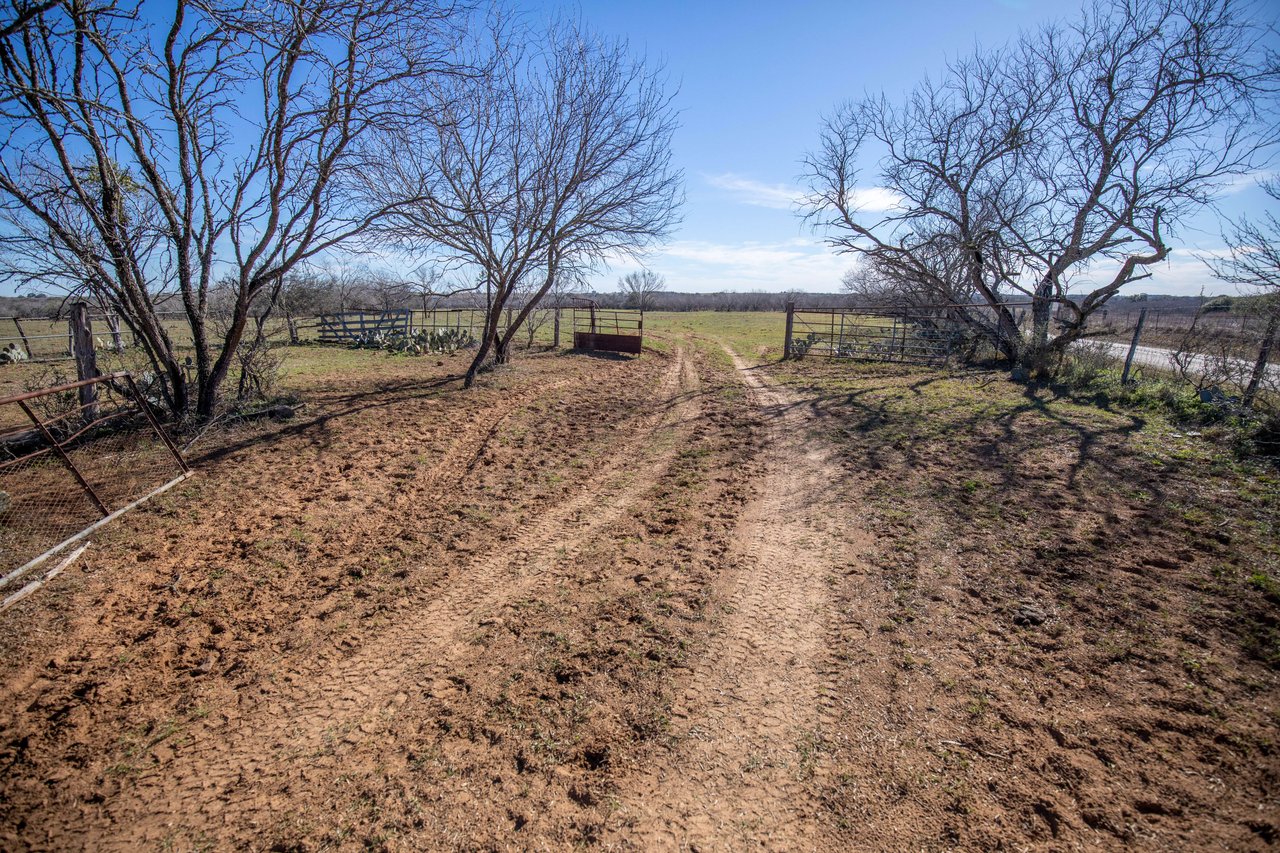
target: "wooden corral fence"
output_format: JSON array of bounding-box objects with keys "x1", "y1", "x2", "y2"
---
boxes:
[
  {"x1": 0, "y1": 371, "x2": 190, "y2": 607},
  {"x1": 1, "y1": 311, "x2": 130, "y2": 363},
  {"x1": 315, "y1": 309, "x2": 413, "y2": 343},
  {"x1": 570, "y1": 304, "x2": 643, "y2": 354},
  {"x1": 0, "y1": 310, "x2": 211, "y2": 364}
]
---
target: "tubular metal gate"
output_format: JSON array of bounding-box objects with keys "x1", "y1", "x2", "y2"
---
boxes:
[
  {"x1": 570, "y1": 305, "x2": 644, "y2": 354},
  {"x1": 783, "y1": 304, "x2": 1032, "y2": 365},
  {"x1": 0, "y1": 372, "x2": 190, "y2": 592}
]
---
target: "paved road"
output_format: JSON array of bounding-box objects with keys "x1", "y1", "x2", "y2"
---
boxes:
[{"x1": 1091, "y1": 340, "x2": 1277, "y2": 383}]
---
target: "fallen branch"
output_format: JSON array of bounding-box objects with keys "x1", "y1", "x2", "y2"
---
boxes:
[{"x1": 937, "y1": 739, "x2": 1011, "y2": 761}]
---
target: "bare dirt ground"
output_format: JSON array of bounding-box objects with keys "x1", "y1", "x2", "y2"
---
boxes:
[
  {"x1": 606, "y1": 348, "x2": 868, "y2": 849},
  {"x1": 1, "y1": 321, "x2": 1278, "y2": 851}
]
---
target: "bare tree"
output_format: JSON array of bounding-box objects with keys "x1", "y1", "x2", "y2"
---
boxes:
[
  {"x1": 1205, "y1": 178, "x2": 1280, "y2": 406},
  {"x1": 364, "y1": 16, "x2": 681, "y2": 386},
  {"x1": 402, "y1": 263, "x2": 480, "y2": 316},
  {"x1": 804, "y1": 0, "x2": 1278, "y2": 373},
  {"x1": 1209, "y1": 178, "x2": 1280, "y2": 292},
  {"x1": 0, "y1": 0, "x2": 467, "y2": 418},
  {"x1": 618, "y1": 269, "x2": 666, "y2": 310}
]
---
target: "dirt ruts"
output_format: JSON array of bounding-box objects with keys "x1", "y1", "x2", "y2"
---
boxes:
[
  {"x1": 606, "y1": 346, "x2": 870, "y2": 849},
  {"x1": 1, "y1": 346, "x2": 723, "y2": 848}
]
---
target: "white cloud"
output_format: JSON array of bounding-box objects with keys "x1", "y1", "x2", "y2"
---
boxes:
[
  {"x1": 704, "y1": 172, "x2": 902, "y2": 214},
  {"x1": 1220, "y1": 170, "x2": 1273, "y2": 195},
  {"x1": 601, "y1": 239, "x2": 1247, "y2": 298},
  {"x1": 597, "y1": 238, "x2": 851, "y2": 293},
  {"x1": 703, "y1": 173, "x2": 798, "y2": 209},
  {"x1": 845, "y1": 187, "x2": 903, "y2": 213}
]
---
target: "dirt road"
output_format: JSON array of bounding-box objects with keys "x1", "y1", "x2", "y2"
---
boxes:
[{"x1": 607, "y1": 348, "x2": 867, "y2": 849}]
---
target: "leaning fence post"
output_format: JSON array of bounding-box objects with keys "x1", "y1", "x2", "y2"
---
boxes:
[
  {"x1": 1243, "y1": 312, "x2": 1278, "y2": 410},
  {"x1": 783, "y1": 301, "x2": 795, "y2": 359},
  {"x1": 12, "y1": 317, "x2": 34, "y2": 359},
  {"x1": 1121, "y1": 307, "x2": 1147, "y2": 385},
  {"x1": 69, "y1": 300, "x2": 97, "y2": 394}
]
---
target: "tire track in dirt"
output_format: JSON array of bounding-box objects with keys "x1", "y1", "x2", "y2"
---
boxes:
[
  {"x1": 82, "y1": 347, "x2": 705, "y2": 846},
  {"x1": 608, "y1": 345, "x2": 868, "y2": 851}
]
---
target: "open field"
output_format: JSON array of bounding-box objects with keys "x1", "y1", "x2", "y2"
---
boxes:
[{"x1": 0, "y1": 311, "x2": 1277, "y2": 850}]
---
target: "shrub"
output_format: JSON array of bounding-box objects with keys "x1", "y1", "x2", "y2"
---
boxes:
[{"x1": 353, "y1": 328, "x2": 477, "y2": 356}]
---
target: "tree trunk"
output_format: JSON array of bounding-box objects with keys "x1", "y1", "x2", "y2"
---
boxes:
[
  {"x1": 1025, "y1": 276, "x2": 1056, "y2": 373},
  {"x1": 197, "y1": 287, "x2": 255, "y2": 418},
  {"x1": 464, "y1": 332, "x2": 494, "y2": 388},
  {"x1": 464, "y1": 284, "x2": 505, "y2": 387},
  {"x1": 113, "y1": 295, "x2": 188, "y2": 418},
  {"x1": 494, "y1": 336, "x2": 511, "y2": 365},
  {"x1": 495, "y1": 256, "x2": 560, "y2": 359}
]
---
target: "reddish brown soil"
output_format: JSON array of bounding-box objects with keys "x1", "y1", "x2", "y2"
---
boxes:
[
  {"x1": 0, "y1": 338, "x2": 1277, "y2": 851},
  {"x1": 773, "y1": 359, "x2": 1280, "y2": 851},
  {"x1": 0, "y1": 345, "x2": 768, "y2": 849}
]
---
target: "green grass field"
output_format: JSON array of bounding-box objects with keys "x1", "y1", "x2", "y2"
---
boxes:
[{"x1": 645, "y1": 310, "x2": 784, "y2": 364}]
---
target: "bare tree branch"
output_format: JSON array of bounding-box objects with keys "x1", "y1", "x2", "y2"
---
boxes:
[{"x1": 803, "y1": 0, "x2": 1279, "y2": 373}]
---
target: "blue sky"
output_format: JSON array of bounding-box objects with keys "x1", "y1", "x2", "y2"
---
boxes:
[{"x1": 558, "y1": 0, "x2": 1279, "y2": 296}]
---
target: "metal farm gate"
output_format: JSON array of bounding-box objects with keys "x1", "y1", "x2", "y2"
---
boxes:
[
  {"x1": 571, "y1": 303, "x2": 643, "y2": 354},
  {"x1": 316, "y1": 310, "x2": 413, "y2": 343},
  {"x1": 782, "y1": 303, "x2": 1026, "y2": 365},
  {"x1": 0, "y1": 372, "x2": 190, "y2": 605}
]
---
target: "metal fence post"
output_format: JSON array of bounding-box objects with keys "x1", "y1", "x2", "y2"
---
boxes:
[
  {"x1": 783, "y1": 301, "x2": 795, "y2": 359},
  {"x1": 1121, "y1": 307, "x2": 1147, "y2": 385}
]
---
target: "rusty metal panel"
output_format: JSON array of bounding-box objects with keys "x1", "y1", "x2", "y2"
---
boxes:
[{"x1": 574, "y1": 331, "x2": 643, "y2": 354}]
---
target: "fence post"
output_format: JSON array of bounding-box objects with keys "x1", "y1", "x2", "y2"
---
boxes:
[
  {"x1": 1243, "y1": 312, "x2": 1278, "y2": 410},
  {"x1": 105, "y1": 313, "x2": 125, "y2": 353},
  {"x1": 553, "y1": 307, "x2": 560, "y2": 349},
  {"x1": 1121, "y1": 307, "x2": 1147, "y2": 385},
  {"x1": 69, "y1": 302, "x2": 99, "y2": 418},
  {"x1": 783, "y1": 301, "x2": 795, "y2": 359}
]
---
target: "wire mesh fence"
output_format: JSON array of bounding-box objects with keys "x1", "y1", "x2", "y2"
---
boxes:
[{"x1": 0, "y1": 372, "x2": 189, "y2": 588}]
